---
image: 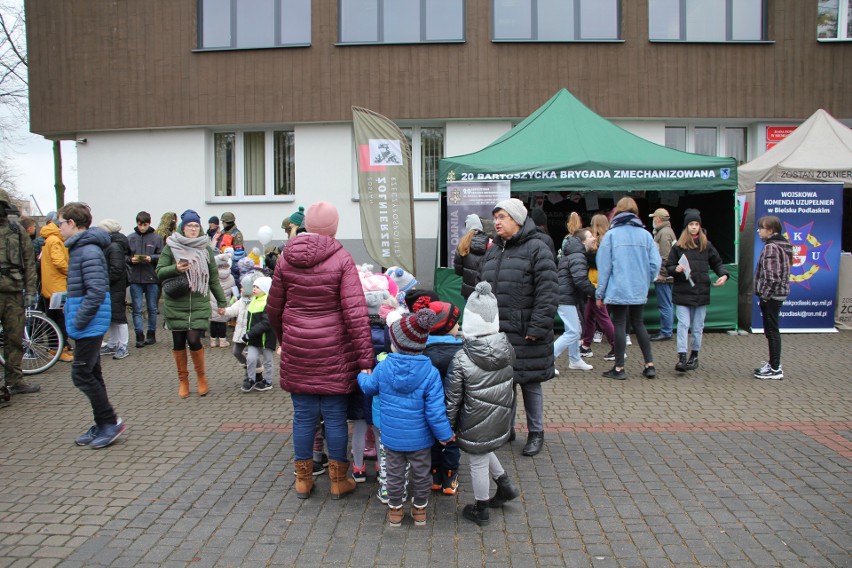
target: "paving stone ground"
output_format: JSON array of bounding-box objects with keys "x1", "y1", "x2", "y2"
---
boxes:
[{"x1": 1, "y1": 328, "x2": 850, "y2": 567}]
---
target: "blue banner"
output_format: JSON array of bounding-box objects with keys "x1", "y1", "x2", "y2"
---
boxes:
[{"x1": 752, "y1": 182, "x2": 843, "y2": 332}]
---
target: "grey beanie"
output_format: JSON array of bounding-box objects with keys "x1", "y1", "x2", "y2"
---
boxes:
[
  {"x1": 97, "y1": 218, "x2": 122, "y2": 233},
  {"x1": 465, "y1": 214, "x2": 483, "y2": 232},
  {"x1": 462, "y1": 282, "x2": 500, "y2": 338},
  {"x1": 493, "y1": 198, "x2": 528, "y2": 226}
]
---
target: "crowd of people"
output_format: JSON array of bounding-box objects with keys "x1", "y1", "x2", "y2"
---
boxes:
[{"x1": 0, "y1": 191, "x2": 794, "y2": 527}]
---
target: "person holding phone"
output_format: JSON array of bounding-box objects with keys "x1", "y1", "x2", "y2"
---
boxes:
[
  {"x1": 127, "y1": 211, "x2": 163, "y2": 348},
  {"x1": 157, "y1": 210, "x2": 227, "y2": 398}
]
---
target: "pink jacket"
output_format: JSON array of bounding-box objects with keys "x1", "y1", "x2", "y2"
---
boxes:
[{"x1": 266, "y1": 234, "x2": 373, "y2": 395}]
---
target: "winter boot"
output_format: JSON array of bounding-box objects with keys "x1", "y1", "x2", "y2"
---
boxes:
[
  {"x1": 135, "y1": 331, "x2": 146, "y2": 348},
  {"x1": 189, "y1": 348, "x2": 209, "y2": 396},
  {"x1": 328, "y1": 459, "x2": 357, "y2": 499},
  {"x1": 686, "y1": 350, "x2": 699, "y2": 370},
  {"x1": 462, "y1": 500, "x2": 490, "y2": 526},
  {"x1": 173, "y1": 349, "x2": 190, "y2": 398},
  {"x1": 675, "y1": 352, "x2": 687, "y2": 373},
  {"x1": 521, "y1": 431, "x2": 544, "y2": 456},
  {"x1": 145, "y1": 330, "x2": 156, "y2": 345},
  {"x1": 487, "y1": 473, "x2": 520, "y2": 508},
  {"x1": 294, "y1": 459, "x2": 315, "y2": 499}
]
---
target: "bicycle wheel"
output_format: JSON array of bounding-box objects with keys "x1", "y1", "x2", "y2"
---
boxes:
[{"x1": 0, "y1": 310, "x2": 64, "y2": 375}]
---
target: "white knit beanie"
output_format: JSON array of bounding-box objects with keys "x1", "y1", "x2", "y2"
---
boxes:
[
  {"x1": 465, "y1": 214, "x2": 483, "y2": 232},
  {"x1": 462, "y1": 282, "x2": 500, "y2": 338},
  {"x1": 493, "y1": 198, "x2": 528, "y2": 226}
]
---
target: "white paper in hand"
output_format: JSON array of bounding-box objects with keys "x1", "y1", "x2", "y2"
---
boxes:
[{"x1": 678, "y1": 254, "x2": 695, "y2": 287}]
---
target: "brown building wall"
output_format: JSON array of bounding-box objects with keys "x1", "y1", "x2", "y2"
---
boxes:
[{"x1": 26, "y1": 0, "x2": 851, "y2": 137}]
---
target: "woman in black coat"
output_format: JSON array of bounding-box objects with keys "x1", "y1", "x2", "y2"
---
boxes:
[
  {"x1": 664, "y1": 209, "x2": 728, "y2": 373},
  {"x1": 453, "y1": 214, "x2": 490, "y2": 300},
  {"x1": 97, "y1": 219, "x2": 131, "y2": 359},
  {"x1": 478, "y1": 199, "x2": 557, "y2": 458}
]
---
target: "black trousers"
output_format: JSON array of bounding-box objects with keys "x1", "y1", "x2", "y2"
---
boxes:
[
  {"x1": 71, "y1": 335, "x2": 118, "y2": 426},
  {"x1": 759, "y1": 298, "x2": 783, "y2": 369}
]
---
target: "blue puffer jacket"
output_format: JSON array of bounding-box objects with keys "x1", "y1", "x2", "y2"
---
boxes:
[
  {"x1": 596, "y1": 213, "x2": 661, "y2": 305},
  {"x1": 65, "y1": 227, "x2": 112, "y2": 339},
  {"x1": 358, "y1": 353, "x2": 453, "y2": 453}
]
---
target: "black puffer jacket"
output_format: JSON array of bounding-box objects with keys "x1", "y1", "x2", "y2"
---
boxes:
[
  {"x1": 105, "y1": 232, "x2": 130, "y2": 324},
  {"x1": 665, "y1": 239, "x2": 728, "y2": 307},
  {"x1": 453, "y1": 230, "x2": 489, "y2": 300},
  {"x1": 557, "y1": 235, "x2": 595, "y2": 306},
  {"x1": 478, "y1": 218, "x2": 558, "y2": 384}
]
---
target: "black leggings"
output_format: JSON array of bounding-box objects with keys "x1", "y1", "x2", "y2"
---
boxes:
[
  {"x1": 172, "y1": 329, "x2": 203, "y2": 351},
  {"x1": 608, "y1": 304, "x2": 653, "y2": 368}
]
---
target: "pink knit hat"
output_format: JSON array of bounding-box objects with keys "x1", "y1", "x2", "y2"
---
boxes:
[{"x1": 305, "y1": 201, "x2": 339, "y2": 237}]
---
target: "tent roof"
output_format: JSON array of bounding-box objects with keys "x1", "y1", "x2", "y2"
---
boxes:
[
  {"x1": 439, "y1": 89, "x2": 737, "y2": 193},
  {"x1": 738, "y1": 109, "x2": 852, "y2": 193}
]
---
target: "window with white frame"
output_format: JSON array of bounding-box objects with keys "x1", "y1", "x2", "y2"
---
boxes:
[
  {"x1": 649, "y1": 0, "x2": 766, "y2": 42},
  {"x1": 400, "y1": 126, "x2": 444, "y2": 196},
  {"x1": 213, "y1": 130, "x2": 295, "y2": 199},
  {"x1": 339, "y1": 0, "x2": 465, "y2": 44},
  {"x1": 493, "y1": 0, "x2": 620, "y2": 41},
  {"x1": 818, "y1": 0, "x2": 852, "y2": 40},
  {"x1": 198, "y1": 0, "x2": 311, "y2": 50},
  {"x1": 664, "y1": 125, "x2": 748, "y2": 164}
]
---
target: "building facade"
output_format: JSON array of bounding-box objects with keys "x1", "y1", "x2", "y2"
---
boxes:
[{"x1": 25, "y1": 0, "x2": 851, "y2": 283}]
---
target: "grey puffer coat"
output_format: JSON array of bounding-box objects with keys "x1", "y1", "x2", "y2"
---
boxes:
[
  {"x1": 445, "y1": 332, "x2": 515, "y2": 455},
  {"x1": 478, "y1": 217, "x2": 558, "y2": 384}
]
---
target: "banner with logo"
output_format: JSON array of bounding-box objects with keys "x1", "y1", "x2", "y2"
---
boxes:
[
  {"x1": 446, "y1": 181, "x2": 510, "y2": 264},
  {"x1": 352, "y1": 107, "x2": 416, "y2": 274},
  {"x1": 752, "y1": 182, "x2": 843, "y2": 332}
]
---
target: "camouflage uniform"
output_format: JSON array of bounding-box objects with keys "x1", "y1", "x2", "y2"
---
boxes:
[{"x1": 0, "y1": 189, "x2": 38, "y2": 393}]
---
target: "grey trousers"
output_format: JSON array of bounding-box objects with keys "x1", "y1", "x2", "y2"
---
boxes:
[
  {"x1": 468, "y1": 452, "x2": 506, "y2": 501},
  {"x1": 385, "y1": 447, "x2": 430, "y2": 508}
]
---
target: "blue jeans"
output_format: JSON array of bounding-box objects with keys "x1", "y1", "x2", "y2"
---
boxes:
[
  {"x1": 291, "y1": 393, "x2": 349, "y2": 463},
  {"x1": 676, "y1": 304, "x2": 707, "y2": 353},
  {"x1": 655, "y1": 282, "x2": 673, "y2": 337},
  {"x1": 130, "y1": 283, "x2": 159, "y2": 333},
  {"x1": 554, "y1": 304, "x2": 582, "y2": 363}
]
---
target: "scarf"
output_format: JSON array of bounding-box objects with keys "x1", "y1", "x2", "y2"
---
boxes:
[{"x1": 166, "y1": 232, "x2": 211, "y2": 295}]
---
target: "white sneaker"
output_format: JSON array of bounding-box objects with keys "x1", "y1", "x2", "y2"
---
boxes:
[
  {"x1": 569, "y1": 359, "x2": 594, "y2": 371},
  {"x1": 626, "y1": 335, "x2": 632, "y2": 346},
  {"x1": 593, "y1": 331, "x2": 603, "y2": 343}
]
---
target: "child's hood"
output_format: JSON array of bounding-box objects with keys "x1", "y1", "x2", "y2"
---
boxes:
[
  {"x1": 463, "y1": 332, "x2": 513, "y2": 372},
  {"x1": 384, "y1": 353, "x2": 436, "y2": 395}
]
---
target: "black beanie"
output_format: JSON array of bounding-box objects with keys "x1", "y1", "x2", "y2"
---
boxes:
[{"x1": 683, "y1": 208, "x2": 702, "y2": 226}]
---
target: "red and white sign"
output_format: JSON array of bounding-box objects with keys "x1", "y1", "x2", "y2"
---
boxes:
[{"x1": 766, "y1": 125, "x2": 798, "y2": 150}]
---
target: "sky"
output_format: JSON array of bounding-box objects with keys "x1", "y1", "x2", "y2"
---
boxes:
[{"x1": 1, "y1": 0, "x2": 78, "y2": 217}]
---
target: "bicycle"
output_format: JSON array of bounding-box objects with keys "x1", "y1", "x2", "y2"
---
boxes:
[{"x1": 0, "y1": 307, "x2": 64, "y2": 376}]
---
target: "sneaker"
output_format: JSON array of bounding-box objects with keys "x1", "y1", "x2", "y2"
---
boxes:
[
  {"x1": 411, "y1": 504, "x2": 427, "y2": 526},
  {"x1": 754, "y1": 361, "x2": 771, "y2": 375},
  {"x1": 209, "y1": 338, "x2": 218, "y2": 348},
  {"x1": 112, "y1": 346, "x2": 129, "y2": 360},
  {"x1": 376, "y1": 486, "x2": 389, "y2": 504},
  {"x1": 75, "y1": 425, "x2": 100, "y2": 446},
  {"x1": 387, "y1": 506, "x2": 404, "y2": 527},
  {"x1": 579, "y1": 345, "x2": 593, "y2": 358},
  {"x1": 602, "y1": 366, "x2": 627, "y2": 380},
  {"x1": 642, "y1": 365, "x2": 657, "y2": 379},
  {"x1": 431, "y1": 468, "x2": 442, "y2": 491},
  {"x1": 754, "y1": 366, "x2": 783, "y2": 380},
  {"x1": 626, "y1": 335, "x2": 632, "y2": 346},
  {"x1": 313, "y1": 453, "x2": 329, "y2": 476},
  {"x1": 8, "y1": 382, "x2": 40, "y2": 395},
  {"x1": 442, "y1": 469, "x2": 459, "y2": 495},
  {"x1": 253, "y1": 381, "x2": 272, "y2": 392},
  {"x1": 100, "y1": 345, "x2": 116, "y2": 355},
  {"x1": 568, "y1": 359, "x2": 593, "y2": 371},
  {"x1": 593, "y1": 330, "x2": 603, "y2": 343},
  {"x1": 352, "y1": 464, "x2": 367, "y2": 483},
  {"x1": 90, "y1": 420, "x2": 126, "y2": 449},
  {"x1": 604, "y1": 350, "x2": 616, "y2": 361},
  {"x1": 219, "y1": 339, "x2": 230, "y2": 348},
  {"x1": 240, "y1": 378, "x2": 254, "y2": 393}
]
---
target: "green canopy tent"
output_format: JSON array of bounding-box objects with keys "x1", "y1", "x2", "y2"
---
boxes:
[{"x1": 437, "y1": 89, "x2": 739, "y2": 330}]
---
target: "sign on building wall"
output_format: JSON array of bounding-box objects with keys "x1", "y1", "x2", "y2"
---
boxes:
[
  {"x1": 446, "y1": 181, "x2": 510, "y2": 264},
  {"x1": 752, "y1": 182, "x2": 843, "y2": 332},
  {"x1": 765, "y1": 126, "x2": 797, "y2": 151}
]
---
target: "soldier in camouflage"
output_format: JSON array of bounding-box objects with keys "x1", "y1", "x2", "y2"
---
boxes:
[{"x1": 0, "y1": 189, "x2": 41, "y2": 398}]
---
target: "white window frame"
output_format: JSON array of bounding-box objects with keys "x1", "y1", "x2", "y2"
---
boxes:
[
  {"x1": 664, "y1": 124, "x2": 749, "y2": 164},
  {"x1": 208, "y1": 129, "x2": 296, "y2": 203},
  {"x1": 492, "y1": 0, "x2": 622, "y2": 42},
  {"x1": 818, "y1": 0, "x2": 852, "y2": 41},
  {"x1": 649, "y1": 0, "x2": 768, "y2": 43}
]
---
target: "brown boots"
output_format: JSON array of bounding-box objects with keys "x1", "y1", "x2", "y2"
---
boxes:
[
  {"x1": 190, "y1": 348, "x2": 209, "y2": 396},
  {"x1": 173, "y1": 350, "x2": 190, "y2": 398},
  {"x1": 294, "y1": 459, "x2": 315, "y2": 499},
  {"x1": 329, "y1": 459, "x2": 357, "y2": 499}
]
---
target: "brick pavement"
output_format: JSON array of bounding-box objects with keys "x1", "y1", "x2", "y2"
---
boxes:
[{"x1": 0, "y1": 330, "x2": 850, "y2": 567}]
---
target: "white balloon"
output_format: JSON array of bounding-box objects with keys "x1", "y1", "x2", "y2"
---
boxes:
[{"x1": 257, "y1": 225, "x2": 273, "y2": 245}]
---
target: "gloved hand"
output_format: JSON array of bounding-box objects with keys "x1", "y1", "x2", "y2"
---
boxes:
[
  {"x1": 24, "y1": 294, "x2": 37, "y2": 308},
  {"x1": 241, "y1": 334, "x2": 250, "y2": 344}
]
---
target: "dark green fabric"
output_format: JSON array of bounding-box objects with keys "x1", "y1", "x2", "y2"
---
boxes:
[{"x1": 157, "y1": 245, "x2": 226, "y2": 331}]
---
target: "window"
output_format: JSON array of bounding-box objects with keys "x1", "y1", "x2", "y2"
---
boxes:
[
  {"x1": 339, "y1": 0, "x2": 464, "y2": 44},
  {"x1": 818, "y1": 0, "x2": 852, "y2": 40},
  {"x1": 400, "y1": 126, "x2": 445, "y2": 196},
  {"x1": 493, "y1": 0, "x2": 620, "y2": 41},
  {"x1": 649, "y1": 0, "x2": 766, "y2": 42},
  {"x1": 213, "y1": 130, "x2": 295, "y2": 199},
  {"x1": 198, "y1": 0, "x2": 311, "y2": 49},
  {"x1": 664, "y1": 125, "x2": 748, "y2": 164}
]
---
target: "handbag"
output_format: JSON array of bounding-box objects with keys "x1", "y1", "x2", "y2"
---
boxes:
[{"x1": 162, "y1": 273, "x2": 190, "y2": 299}]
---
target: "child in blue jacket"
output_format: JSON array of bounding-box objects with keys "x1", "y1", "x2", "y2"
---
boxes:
[{"x1": 358, "y1": 308, "x2": 455, "y2": 528}]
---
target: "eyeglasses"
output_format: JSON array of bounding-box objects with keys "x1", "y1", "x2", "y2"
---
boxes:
[{"x1": 56, "y1": 219, "x2": 70, "y2": 227}]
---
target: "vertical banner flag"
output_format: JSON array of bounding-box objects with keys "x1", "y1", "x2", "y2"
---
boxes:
[
  {"x1": 352, "y1": 107, "x2": 416, "y2": 274},
  {"x1": 446, "y1": 181, "x2": 510, "y2": 263},
  {"x1": 752, "y1": 182, "x2": 843, "y2": 332}
]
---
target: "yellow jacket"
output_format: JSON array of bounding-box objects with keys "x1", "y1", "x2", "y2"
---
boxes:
[{"x1": 39, "y1": 223, "x2": 69, "y2": 298}]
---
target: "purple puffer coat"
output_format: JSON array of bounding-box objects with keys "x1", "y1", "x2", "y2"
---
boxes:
[{"x1": 266, "y1": 233, "x2": 373, "y2": 395}]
